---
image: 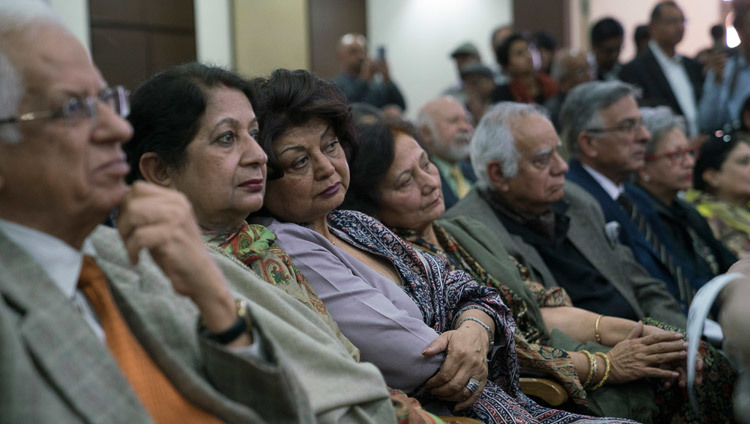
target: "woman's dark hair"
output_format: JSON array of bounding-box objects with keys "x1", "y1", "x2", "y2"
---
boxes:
[
  {"x1": 124, "y1": 62, "x2": 256, "y2": 183},
  {"x1": 253, "y1": 68, "x2": 357, "y2": 179},
  {"x1": 341, "y1": 119, "x2": 420, "y2": 217},
  {"x1": 496, "y1": 32, "x2": 530, "y2": 68},
  {"x1": 693, "y1": 132, "x2": 747, "y2": 192}
]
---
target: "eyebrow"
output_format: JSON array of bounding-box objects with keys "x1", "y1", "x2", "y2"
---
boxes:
[
  {"x1": 210, "y1": 117, "x2": 238, "y2": 134},
  {"x1": 532, "y1": 147, "x2": 554, "y2": 159}
]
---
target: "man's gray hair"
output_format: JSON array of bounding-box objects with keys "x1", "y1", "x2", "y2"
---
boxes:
[
  {"x1": 470, "y1": 102, "x2": 543, "y2": 190},
  {"x1": 559, "y1": 80, "x2": 640, "y2": 158},
  {"x1": 0, "y1": 0, "x2": 62, "y2": 144},
  {"x1": 640, "y1": 106, "x2": 686, "y2": 156}
]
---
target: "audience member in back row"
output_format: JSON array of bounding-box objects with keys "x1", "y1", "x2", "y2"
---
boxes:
[
  {"x1": 625, "y1": 106, "x2": 736, "y2": 312},
  {"x1": 619, "y1": 1, "x2": 703, "y2": 136},
  {"x1": 544, "y1": 48, "x2": 592, "y2": 131},
  {"x1": 561, "y1": 81, "x2": 679, "y2": 298},
  {"x1": 346, "y1": 118, "x2": 732, "y2": 422},
  {"x1": 698, "y1": 5, "x2": 750, "y2": 133},
  {"x1": 686, "y1": 132, "x2": 750, "y2": 259},
  {"x1": 332, "y1": 32, "x2": 406, "y2": 112},
  {"x1": 416, "y1": 96, "x2": 477, "y2": 209},
  {"x1": 251, "y1": 67, "x2": 638, "y2": 424},
  {"x1": 588, "y1": 17, "x2": 624, "y2": 82},
  {"x1": 444, "y1": 102, "x2": 737, "y2": 422},
  {"x1": 0, "y1": 2, "x2": 399, "y2": 423},
  {"x1": 492, "y1": 32, "x2": 558, "y2": 105}
]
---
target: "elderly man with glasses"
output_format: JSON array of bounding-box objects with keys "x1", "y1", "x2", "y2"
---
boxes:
[
  {"x1": 561, "y1": 80, "x2": 693, "y2": 302},
  {"x1": 445, "y1": 100, "x2": 685, "y2": 329},
  {"x1": 0, "y1": 2, "x2": 401, "y2": 423}
]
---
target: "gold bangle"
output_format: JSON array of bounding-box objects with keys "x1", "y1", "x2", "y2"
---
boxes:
[
  {"x1": 580, "y1": 350, "x2": 596, "y2": 388},
  {"x1": 595, "y1": 315, "x2": 604, "y2": 344},
  {"x1": 590, "y1": 352, "x2": 611, "y2": 390}
]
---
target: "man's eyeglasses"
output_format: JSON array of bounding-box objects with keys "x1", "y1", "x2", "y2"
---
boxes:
[
  {"x1": 0, "y1": 86, "x2": 130, "y2": 125},
  {"x1": 586, "y1": 118, "x2": 644, "y2": 135},
  {"x1": 645, "y1": 145, "x2": 699, "y2": 163}
]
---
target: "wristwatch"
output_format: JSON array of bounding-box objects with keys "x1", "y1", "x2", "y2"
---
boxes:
[{"x1": 199, "y1": 299, "x2": 253, "y2": 345}]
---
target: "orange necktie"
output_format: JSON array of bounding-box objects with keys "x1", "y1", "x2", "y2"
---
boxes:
[{"x1": 78, "y1": 255, "x2": 223, "y2": 424}]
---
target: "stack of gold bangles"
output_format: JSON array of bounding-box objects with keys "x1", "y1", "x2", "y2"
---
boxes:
[{"x1": 580, "y1": 350, "x2": 611, "y2": 390}]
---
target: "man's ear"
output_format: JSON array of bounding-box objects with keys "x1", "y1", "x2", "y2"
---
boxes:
[
  {"x1": 419, "y1": 125, "x2": 434, "y2": 150},
  {"x1": 577, "y1": 131, "x2": 598, "y2": 158},
  {"x1": 138, "y1": 153, "x2": 172, "y2": 188},
  {"x1": 487, "y1": 160, "x2": 510, "y2": 192}
]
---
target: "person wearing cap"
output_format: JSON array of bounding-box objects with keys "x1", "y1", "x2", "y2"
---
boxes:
[{"x1": 441, "y1": 41, "x2": 481, "y2": 101}]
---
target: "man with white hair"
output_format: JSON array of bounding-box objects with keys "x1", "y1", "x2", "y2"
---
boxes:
[
  {"x1": 561, "y1": 80, "x2": 681, "y2": 297},
  {"x1": 0, "y1": 2, "x2": 397, "y2": 422},
  {"x1": 445, "y1": 102, "x2": 685, "y2": 328},
  {"x1": 416, "y1": 96, "x2": 476, "y2": 208}
]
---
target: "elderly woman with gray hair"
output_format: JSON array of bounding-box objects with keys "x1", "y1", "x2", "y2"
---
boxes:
[{"x1": 624, "y1": 107, "x2": 737, "y2": 312}]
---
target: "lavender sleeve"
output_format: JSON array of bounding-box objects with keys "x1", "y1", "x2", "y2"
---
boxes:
[{"x1": 263, "y1": 218, "x2": 443, "y2": 393}]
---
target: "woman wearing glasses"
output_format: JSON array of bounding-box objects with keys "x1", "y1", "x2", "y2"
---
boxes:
[{"x1": 624, "y1": 107, "x2": 736, "y2": 313}]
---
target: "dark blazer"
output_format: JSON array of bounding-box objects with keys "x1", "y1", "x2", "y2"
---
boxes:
[
  {"x1": 566, "y1": 160, "x2": 678, "y2": 287},
  {"x1": 625, "y1": 183, "x2": 738, "y2": 311},
  {"x1": 445, "y1": 184, "x2": 686, "y2": 328},
  {"x1": 618, "y1": 46, "x2": 703, "y2": 116}
]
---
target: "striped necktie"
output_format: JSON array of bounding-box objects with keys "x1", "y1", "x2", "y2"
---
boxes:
[
  {"x1": 616, "y1": 194, "x2": 693, "y2": 306},
  {"x1": 77, "y1": 255, "x2": 223, "y2": 423}
]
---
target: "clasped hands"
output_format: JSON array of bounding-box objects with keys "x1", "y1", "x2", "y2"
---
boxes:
[{"x1": 606, "y1": 321, "x2": 702, "y2": 388}]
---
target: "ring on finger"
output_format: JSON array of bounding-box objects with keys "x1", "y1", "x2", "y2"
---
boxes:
[{"x1": 465, "y1": 377, "x2": 481, "y2": 393}]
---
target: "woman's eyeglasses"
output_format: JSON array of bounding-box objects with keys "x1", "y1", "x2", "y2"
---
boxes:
[{"x1": 645, "y1": 145, "x2": 700, "y2": 163}]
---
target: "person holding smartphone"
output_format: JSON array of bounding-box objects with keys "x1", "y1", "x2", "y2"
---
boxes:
[{"x1": 333, "y1": 33, "x2": 407, "y2": 113}]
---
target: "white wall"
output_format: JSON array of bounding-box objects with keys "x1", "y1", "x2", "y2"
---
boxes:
[
  {"x1": 367, "y1": 0, "x2": 512, "y2": 118},
  {"x1": 48, "y1": 0, "x2": 89, "y2": 52},
  {"x1": 195, "y1": 0, "x2": 234, "y2": 69},
  {"x1": 586, "y1": 0, "x2": 723, "y2": 62}
]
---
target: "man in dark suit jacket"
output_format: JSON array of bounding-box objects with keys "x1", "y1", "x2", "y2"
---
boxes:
[
  {"x1": 445, "y1": 102, "x2": 685, "y2": 328},
  {"x1": 618, "y1": 1, "x2": 703, "y2": 136},
  {"x1": 0, "y1": 3, "x2": 396, "y2": 423},
  {"x1": 559, "y1": 80, "x2": 681, "y2": 295},
  {"x1": 416, "y1": 96, "x2": 477, "y2": 209}
]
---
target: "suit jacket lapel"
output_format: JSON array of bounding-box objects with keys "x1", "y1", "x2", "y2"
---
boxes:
[{"x1": 0, "y1": 231, "x2": 148, "y2": 424}]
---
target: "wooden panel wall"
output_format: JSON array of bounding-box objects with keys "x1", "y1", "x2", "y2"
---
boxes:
[
  {"x1": 308, "y1": 0, "x2": 367, "y2": 79},
  {"x1": 89, "y1": 0, "x2": 196, "y2": 91}
]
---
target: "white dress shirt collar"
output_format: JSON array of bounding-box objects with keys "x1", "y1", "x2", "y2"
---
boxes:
[
  {"x1": 0, "y1": 218, "x2": 96, "y2": 299},
  {"x1": 581, "y1": 163, "x2": 623, "y2": 200}
]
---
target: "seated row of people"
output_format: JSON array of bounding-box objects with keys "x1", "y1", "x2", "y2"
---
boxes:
[{"x1": 1, "y1": 1, "x2": 741, "y2": 423}]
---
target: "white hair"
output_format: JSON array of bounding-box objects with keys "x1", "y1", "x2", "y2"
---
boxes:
[
  {"x1": 470, "y1": 102, "x2": 545, "y2": 190},
  {"x1": 0, "y1": 0, "x2": 63, "y2": 144}
]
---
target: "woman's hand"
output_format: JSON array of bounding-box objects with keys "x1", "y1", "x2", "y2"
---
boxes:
[
  {"x1": 606, "y1": 321, "x2": 687, "y2": 384},
  {"x1": 422, "y1": 325, "x2": 489, "y2": 411}
]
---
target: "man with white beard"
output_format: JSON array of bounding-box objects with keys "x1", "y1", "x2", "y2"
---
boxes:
[{"x1": 416, "y1": 96, "x2": 476, "y2": 208}]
